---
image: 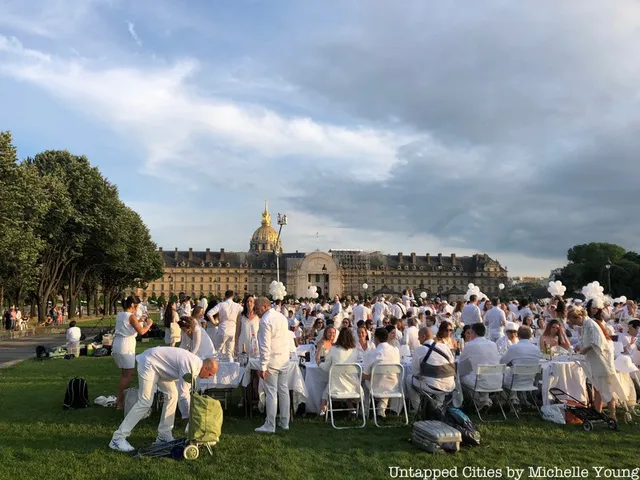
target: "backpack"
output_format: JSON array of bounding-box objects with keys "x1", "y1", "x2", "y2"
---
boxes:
[
  {"x1": 441, "y1": 407, "x2": 481, "y2": 446},
  {"x1": 63, "y1": 378, "x2": 89, "y2": 409},
  {"x1": 36, "y1": 345, "x2": 49, "y2": 360},
  {"x1": 92, "y1": 347, "x2": 109, "y2": 357}
]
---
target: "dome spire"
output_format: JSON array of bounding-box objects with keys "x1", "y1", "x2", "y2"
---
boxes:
[{"x1": 261, "y1": 199, "x2": 271, "y2": 226}]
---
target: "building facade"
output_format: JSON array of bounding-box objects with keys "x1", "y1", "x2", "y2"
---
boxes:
[{"x1": 144, "y1": 204, "x2": 508, "y2": 301}]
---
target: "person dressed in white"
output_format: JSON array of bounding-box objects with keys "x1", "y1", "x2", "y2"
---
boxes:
[
  {"x1": 391, "y1": 299, "x2": 406, "y2": 319},
  {"x1": 235, "y1": 295, "x2": 260, "y2": 355},
  {"x1": 352, "y1": 300, "x2": 367, "y2": 324},
  {"x1": 461, "y1": 295, "x2": 483, "y2": 326},
  {"x1": 113, "y1": 296, "x2": 153, "y2": 409},
  {"x1": 330, "y1": 295, "x2": 342, "y2": 318},
  {"x1": 109, "y1": 347, "x2": 218, "y2": 452},
  {"x1": 484, "y1": 297, "x2": 507, "y2": 342},
  {"x1": 458, "y1": 323, "x2": 501, "y2": 408},
  {"x1": 404, "y1": 316, "x2": 420, "y2": 354},
  {"x1": 568, "y1": 307, "x2": 617, "y2": 420},
  {"x1": 355, "y1": 326, "x2": 375, "y2": 362},
  {"x1": 66, "y1": 321, "x2": 82, "y2": 354},
  {"x1": 176, "y1": 316, "x2": 217, "y2": 419},
  {"x1": 496, "y1": 322, "x2": 519, "y2": 356},
  {"x1": 207, "y1": 290, "x2": 243, "y2": 361},
  {"x1": 198, "y1": 295, "x2": 208, "y2": 315},
  {"x1": 318, "y1": 328, "x2": 358, "y2": 416},
  {"x1": 372, "y1": 297, "x2": 389, "y2": 328},
  {"x1": 406, "y1": 327, "x2": 456, "y2": 412},
  {"x1": 163, "y1": 301, "x2": 181, "y2": 347},
  {"x1": 255, "y1": 297, "x2": 291, "y2": 433},
  {"x1": 500, "y1": 326, "x2": 541, "y2": 395},
  {"x1": 363, "y1": 327, "x2": 401, "y2": 418}
]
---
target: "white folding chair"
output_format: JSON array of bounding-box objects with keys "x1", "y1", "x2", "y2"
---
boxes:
[
  {"x1": 504, "y1": 364, "x2": 541, "y2": 419},
  {"x1": 467, "y1": 364, "x2": 507, "y2": 422},
  {"x1": 369, "y1": 363, "x2": 409, "y2": 427},
  {"x1": 327, "y1": 363, "x2": 366, "y2": 429}
]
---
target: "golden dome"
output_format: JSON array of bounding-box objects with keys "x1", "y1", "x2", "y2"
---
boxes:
[{"x1": 249, "y1": 200, "x2": 282, "y2": 253}]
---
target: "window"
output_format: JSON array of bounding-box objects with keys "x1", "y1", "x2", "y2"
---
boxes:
[
  {"x1": 200, "y1": 277, "x2": 203, "y2": 282},
  {"x1": 192, "y1": 277, "x2": 195, "y2": 282},
  {"x1": 181, "y1": 277, "x2": 184, "y2": 282},
  {"x1": 200, "y1": 284, "x2": 203, "y2": 291}
]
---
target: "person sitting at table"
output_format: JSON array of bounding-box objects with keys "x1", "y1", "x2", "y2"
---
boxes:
[
  {"x1": 355, "y1": 325, "x2": 374, "y2": 362},
  {"x1": 177, "y1": 316, "x2": 217, "y2": 419},
  {"x1": 363, "y1": 328, "x2": 401, "y2": 418},
  {"x1": 386, "y1": 324, "x2": 400, "y2": 349},
  {"x1": 340, "y1": 317, "x2": 352, "y2": 333},
  {"x1": 389, "y1": 317, "x2": 403, "y2": 346},
  {"x1": 315, "y1": 326, "x2": 336, "y2": 364},
  {"x1": 458, "y1": 323, "x2": 501, "y2": 409},
  {"x1": 406, "y1": 327, "x2": 456, "y2": 413},
  {"x1": 568, "y1": 307, "x2": 617, "y2": 421},
  {"x1": 460, "y1": 324, "x2": 473, "y2": 349},
  {"x1": 496, "y1": 322, "x2": 519, "y2": 356},
  {"x1": 626, "y1": 320, "x2": 640, "y2": 365},
  {"x1": 500, "y1": 326, "x2": 541, "y2": 402},
  {"x1": 318, "y1": 328, "x2": 358, "y2": 416},
  {"x1": 426, "y1": 315, "x2": 438, "y2": 336},
  {"x1": 310, "y1": 317, "x2": 325, "y2": 343},
  {"x1": 436, "y1": 321, "x2": 458, "y2": 352},
  {"x1": 539, "y1": 319, "x2": 571, "y2": 353}
]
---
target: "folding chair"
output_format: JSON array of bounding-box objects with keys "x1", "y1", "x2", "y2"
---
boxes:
[
  {"x1": 413, "y1": 380, "x2": 455, "y2": 422},
  {"x1": 467, "y1": 364, "x2": 507, "y2": 422},
  {"x1": 503, "y1": 364, "x2": 541, "y2": 419},
  {"x1": 327, "y1": 363, "x2": 366, "y2": 430},
  {"x1": 369, "y1": 363, "x2": 409, "y2": 427}
]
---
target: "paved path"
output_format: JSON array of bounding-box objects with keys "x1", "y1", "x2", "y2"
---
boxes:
[{"x1": 0, "y1": 334, "x2": 65, "y2": 369}]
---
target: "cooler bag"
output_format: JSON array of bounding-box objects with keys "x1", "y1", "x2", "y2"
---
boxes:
[{"x1": 411, "y1": 420, "x2": 462, "y2": 454}]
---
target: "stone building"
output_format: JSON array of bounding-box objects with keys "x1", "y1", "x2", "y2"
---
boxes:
[{"x1": 144, "y1": 203, "x2": 508, "y2": 301}]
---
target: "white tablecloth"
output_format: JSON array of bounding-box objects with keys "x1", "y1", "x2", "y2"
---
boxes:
[
  {"x1": 303, "y1": 362, "x2": 327, "y2": 414},
  {"x1": 244, "y1": 358, "x2": 308, "y2": 411},
  {"x1": 541, "y1": 360, "x2": 588, "y2": 406},
  {"x1": 196, "y1": 362, "x2": 244, "y2": 390}
]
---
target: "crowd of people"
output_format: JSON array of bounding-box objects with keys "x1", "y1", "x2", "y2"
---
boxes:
[{"x1": 104, "y1": 288, "x2": 640, "y2": 452}]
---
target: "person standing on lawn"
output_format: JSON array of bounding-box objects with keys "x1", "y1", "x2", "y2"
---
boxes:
[{"x1": 109, "y1": 347, "x2": 218, "y2": 452}]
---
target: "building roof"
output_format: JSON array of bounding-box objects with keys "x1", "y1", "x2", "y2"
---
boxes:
[{"x1": 159, "y1": 249, "x2": 304, "y2": 269}]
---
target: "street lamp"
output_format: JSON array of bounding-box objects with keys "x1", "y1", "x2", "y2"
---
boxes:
[
  {"x1": 605, "y1": 258, "x2": 612, "y2": 294},
  {"x1": 275, "y1": 213, "x2": 287, "y2": 283},
  {"x1": 362, "y1": 282, "x2": 368, "y2": 301}
]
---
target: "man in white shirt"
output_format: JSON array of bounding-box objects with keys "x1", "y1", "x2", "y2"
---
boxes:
[
  {"x1": 484, "y1": 298, "x2": 507, "y2": 342},
  {"x1": 496, "y1": 322, "x2": 519, "y2": 356},
  {"x1": 110, "y1": 347, "x2": 218, "y2": 452},
  {"x1": 461, "y1": 295, "x2": 482, "y2": 326},
  {"x1": 330, "y1": 295, "x2": 342, "y2": 318},
  {"x1": 255, "y1": 296, "x2": 291, "y2": 433},
  {"x1": 352, "y1": 299, "x2": 367, "y2": 324},
  {"x1": 372, "y1": 297, "x2": 389, "y2": 328},
  {"x1": 363, "y1": 328, "x2": 401, "y2": 418},
  {"x1": 406, "y1": 327, "x2": 456, "y2": 412},
  {"x1": 198, "y1": 295, "x2": 208, "y2": 314},
  {"x1": 391, "y1": 299, "x2": 406, "y2": 319},
  {"x1": 500, "y1": 326, "x2": 541, "y2": 392},
  {"x1": 404, "y1": 317, "x2": 420, "y2": 354},
  {"x1": 207, "y1": 290, "x2": 243, "y2": 361},
  {"x1": 458, "y1": 323, "x2": 501, "y2": 408}
]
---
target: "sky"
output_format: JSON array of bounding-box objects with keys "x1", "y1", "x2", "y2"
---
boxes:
[{"x1": 2, "y1": 0, "x2": 640, "y2": 277}]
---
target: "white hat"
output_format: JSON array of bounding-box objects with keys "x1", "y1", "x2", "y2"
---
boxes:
[
  {"x1": 505, "y1": 322, "x2": 518, "y2": 331},
  {"x1": 614, "y1": 355, "x2": 639, "y2": 374},
  {"x1": 573, "y1": 299, "x2": 583, "y2": 304}
]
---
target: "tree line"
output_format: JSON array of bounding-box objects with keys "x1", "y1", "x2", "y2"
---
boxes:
[{"x1": 0, "y1": 131, "x2": 163, "y2": 321}]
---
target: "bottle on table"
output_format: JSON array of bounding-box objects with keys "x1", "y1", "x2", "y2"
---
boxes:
[
  {"x1": 238, "y1": 343, "x2": 248, "y2": 367},
  {"x1": 250, "y1": 333, "x2": 259, "y2": 358}
]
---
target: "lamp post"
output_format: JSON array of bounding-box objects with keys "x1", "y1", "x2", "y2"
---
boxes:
[
  {"x1": 362, "y1": 282, "x2": 368, "y2": 301},
  {"x1": 275, "y1": 213, "x2": 288, "y2": 283},
  {"x1": 605, "y1": 258, "x2": 612, "y2": 294}
]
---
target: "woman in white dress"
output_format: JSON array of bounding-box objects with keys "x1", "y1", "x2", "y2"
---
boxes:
[
  {"x1": 235, "y1": 295, "x2": 260, "y2": 356},
  {"x1": 177, "y1": 316, "x2": 217, "y2": 419},
  {"x1": 318, "y1": 328, "x2": 358, "y2": 416},
  {"x1": 113, "y1": 295, "x2": 153, "y2": 409},
  {"x1": 355, "y1": 326, "x2": 374, "y2": 362},
  {"x1": 163, "y1": 301, "x2": 181, "y2": 347}
]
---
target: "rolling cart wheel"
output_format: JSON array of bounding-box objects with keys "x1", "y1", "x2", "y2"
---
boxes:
[
  {"x1": 183, "y1": 444, "x2": 199, "y2": 460},
  {"x1": 583, "y1": 421, "x2": 594, "y2": 432},
  {"x1": 624, "y1": 412, "x2": 633, "y2": 424},
  {"x1": 632, "y1": 405, "x2": 640, "y2": 417},
  {"x1": 608, "y1": 419, "x2": 618, "y2": 430}
]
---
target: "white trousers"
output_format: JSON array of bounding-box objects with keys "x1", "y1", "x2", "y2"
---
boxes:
[
  {"x1": 113, "y1": 365, "x2": 178, "y2": 440},
  {"x1": 177, "y1": 378, "x2": 194, "y2": 420},
  {"x1": 263, "y1": 367, "x2": 290, "y2": 429},
  {"x1": 215, "y1": 333, "x2": 235, "y2": 361}
]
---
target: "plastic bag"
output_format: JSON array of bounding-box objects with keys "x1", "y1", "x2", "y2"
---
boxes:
[{"x1": 541, "y1": 404, "x2": 566, "y2": 424}]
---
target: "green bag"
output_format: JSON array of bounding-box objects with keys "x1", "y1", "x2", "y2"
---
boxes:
[{"x1": 189, "y1": 391, "x2": 223, "y2": 444}]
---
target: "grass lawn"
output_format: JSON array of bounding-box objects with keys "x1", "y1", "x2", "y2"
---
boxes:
[{"x1": 1, "y1": 344, "x2": 638, "y2": 480}]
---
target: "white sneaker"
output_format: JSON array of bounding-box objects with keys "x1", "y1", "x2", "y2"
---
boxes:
[
  {"x1": 254, "y1": 424, "x2": 275, "y2": 433},
  {"x1": 278, "y1": 424, "x2": 290, "y2": 431},
  {"x1": 152, "y1": 435, "x2": 174, "y2": 446},
  {"x1": 109, "y1": 437, "x2": 135, "y2": 453}
]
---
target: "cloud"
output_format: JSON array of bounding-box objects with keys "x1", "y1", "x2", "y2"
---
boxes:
[
  {"x1": 272, "y1": 0, "x2": 640, "y2": 260},
  {"x1": 126, "y1": 21, "x2": 142, "y2": 46}
]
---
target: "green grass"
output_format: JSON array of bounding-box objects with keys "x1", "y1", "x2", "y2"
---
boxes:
[{"x1": 1, "y1": 344, "x2": 638, "y2": 480}]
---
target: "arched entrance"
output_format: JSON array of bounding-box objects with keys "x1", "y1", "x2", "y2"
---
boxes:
[{"x1": 293, "y1": 252, "x2": 340, "y2": 298}]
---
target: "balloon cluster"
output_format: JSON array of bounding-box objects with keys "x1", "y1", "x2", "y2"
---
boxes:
[
  {"x1": 306, "y1": 285, "x2": 319, "y2": 299},
  {"x1": 581, "y1": 281, "x2": 605, "y2": 309},
  {"x1": 464, "y1": 283, "x2": 486, "y2": 302},
  {"x1": 614, "y1": 295, "x2": 628, "y2": 304},
  {"x1": 269, "y1": 281, "x2": 287, "y2": 301},
  {"x1": 547, "y1": 280, "x2": 566, "y2": 297}
]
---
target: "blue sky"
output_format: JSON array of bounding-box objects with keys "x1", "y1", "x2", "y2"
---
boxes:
[{"x1": 2, "y1": 0, "x2": 640, "y2": 277}]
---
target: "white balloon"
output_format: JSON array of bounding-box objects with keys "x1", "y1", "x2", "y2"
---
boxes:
[
  {"x1": 420, "y1": 292, "x2": 427, "y2": 299},
  {"x1": 620, "y1": 296, "x2": 628, "y2": 303},
  {"x1": 362, "y1": 283, "x2": 368, "y2": 290},
  {"x1": 499, "y1": 283, "x2": 505, "y2": 290},
  {"x1": 468, "y1": 283, "x2": 475, "y2": 289}
]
